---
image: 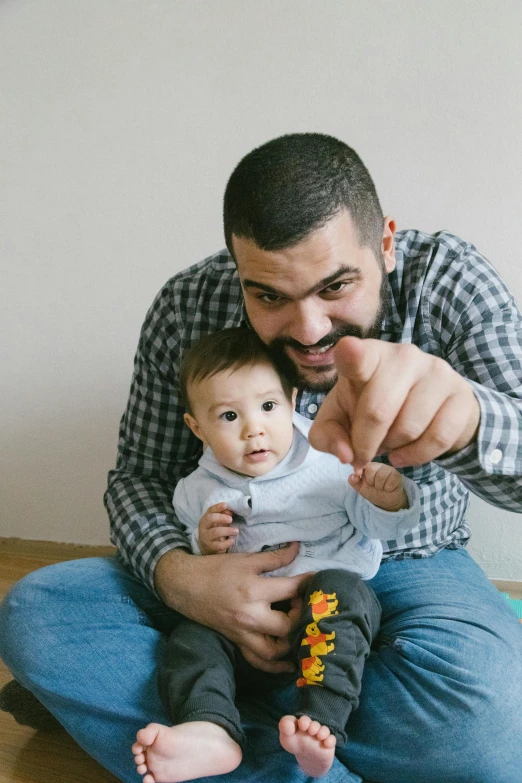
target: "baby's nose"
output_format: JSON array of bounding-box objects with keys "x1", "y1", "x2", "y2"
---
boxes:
[{"x1": 243, "y1": 419, "x2": 264, "y2": 438}]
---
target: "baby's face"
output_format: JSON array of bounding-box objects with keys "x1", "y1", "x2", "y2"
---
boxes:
[{"x1": 185, "y1": 362, "x2": 296, "y2": 477}]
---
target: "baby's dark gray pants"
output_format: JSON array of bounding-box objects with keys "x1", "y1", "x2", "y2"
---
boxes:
[{"x1": 160, "y1": 569, "x2": 381, "y2": 748}]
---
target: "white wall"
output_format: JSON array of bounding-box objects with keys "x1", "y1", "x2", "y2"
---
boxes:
[{"x1": 1, "y1": 0, "x2": 521, "y2": 576}]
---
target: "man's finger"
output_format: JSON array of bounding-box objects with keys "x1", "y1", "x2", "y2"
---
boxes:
[
  {"x1": 250, "y1": 605, "x2": 295, "y2": 637},
  {"x1": 287, "y1": 595, "x2": 304, "y2": 626},
  {"x1": 249, "y1": 542, "x2": 300, "y2": 575},
  {"x1": 377, "y1": 365, "x2": 460, "y2": 454},
  {"x1": 309, "y1": 416, "x2": 355, "y2": 464},
  {"x1": 348, "y1": 350, "x2": 426, "y2": 468},
  {"x1": 333, "y1": 336, "x2": 382, "y2": 391},
  {"x1": 388, "y1": 390, "x2": 479, "y2": 467},
  {"x1": 261, "y1": 570, "x2": 315, "y2": 604}
]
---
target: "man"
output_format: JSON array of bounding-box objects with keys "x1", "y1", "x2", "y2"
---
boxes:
[{"x1": 1, "y1": 133, "x2": 521, "y2": 783}]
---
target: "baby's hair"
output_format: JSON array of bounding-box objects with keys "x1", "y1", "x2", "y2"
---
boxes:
[{"x1": 179, "y1": 327, "x2": 294, "y2": 414}]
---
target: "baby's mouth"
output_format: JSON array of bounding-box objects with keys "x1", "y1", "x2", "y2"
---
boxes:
[{"x1": 245, "y1": 448, "x2": 270, "y2": 462}]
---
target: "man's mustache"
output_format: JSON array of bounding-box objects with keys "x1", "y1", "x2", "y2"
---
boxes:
[{"x1": 269, "y1": 324, "x2": 364, "y2": 352}]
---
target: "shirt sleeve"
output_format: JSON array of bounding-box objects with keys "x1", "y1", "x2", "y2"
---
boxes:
[
  {"x1": 173, "y1": 476, "x2": 203, "y2": 555},
  {"x1": 103, "y1": 282, "x2": 202, "y2": 594},
  {"x1": 432, "y1": 246, "x2": 522, "y2": 510}
]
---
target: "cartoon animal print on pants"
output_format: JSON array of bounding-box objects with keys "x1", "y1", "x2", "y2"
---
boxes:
[
  {"x1": 296, "y1": 655, "x2": 325, "y2": 687},
  {"x1": 308, "y1": 590, "x2": 339, "y2": 622}
]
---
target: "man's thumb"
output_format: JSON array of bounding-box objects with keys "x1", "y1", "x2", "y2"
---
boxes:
[
  {"x1": 255, "y1": 541, "x2": 300, "y2": 573},
  {"x1": 334, "y1": 336, "x2": 381, "y2": 390}
]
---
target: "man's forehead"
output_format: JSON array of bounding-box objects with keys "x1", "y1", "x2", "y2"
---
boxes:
[{"x1": 231, "y1": 214, "x2": 374, "y2": 295}]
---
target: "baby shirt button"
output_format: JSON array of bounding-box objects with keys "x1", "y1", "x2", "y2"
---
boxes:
[
  {"x1": 308, "y1": 403, "x2": 318, "y2": 414},
  {"x1": 489, "y1": 448, "x2": 502, "y2": 465}
]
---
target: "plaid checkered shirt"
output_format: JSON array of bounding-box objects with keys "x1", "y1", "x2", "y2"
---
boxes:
[{"x1": 104, "y1": 230, "x2": 522, "y2": 593}]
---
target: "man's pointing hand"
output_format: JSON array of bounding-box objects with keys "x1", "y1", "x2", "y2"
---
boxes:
[{"x1": 309, "y1": 336, "x2": 480, "y2": 470}]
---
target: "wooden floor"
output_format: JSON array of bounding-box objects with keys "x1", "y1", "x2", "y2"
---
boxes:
[
  {"x1": 0, "y1": 538, "x2": 120, "y2": 783},
  {"x1": 1, "y1": 538, "x2": 521, "y2": 783}
]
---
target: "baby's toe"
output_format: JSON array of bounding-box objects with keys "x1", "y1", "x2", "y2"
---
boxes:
[
  {"x1": 279, "y1": 715, "x2": 297, "y2": 736},
  {"x1": 297, "y1": 715, "x2": 312, "y2": 732},
  {"x1": 136, "y1": 723, "x2": 161, "y2": 747},
  {"x1": 307, "y1": 720, "x2": 321, "y2": 736},
  {"x1": 316, "y1": 725, "x2": 331, "y2": 741}
]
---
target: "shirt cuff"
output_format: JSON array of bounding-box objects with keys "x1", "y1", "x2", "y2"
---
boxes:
[{"x1": 436, "y1": 380, "x2": 522, "y2": 477}]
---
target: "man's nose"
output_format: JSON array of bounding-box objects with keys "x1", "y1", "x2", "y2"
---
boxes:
[{"x1": 288, "y1": 300, "x2": 332, "y2": 346}]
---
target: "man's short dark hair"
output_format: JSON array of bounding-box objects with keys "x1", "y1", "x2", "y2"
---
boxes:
[
  {"x1": 223, "y1": 132, "x2": 384, "y2": 258},
  {"x1": 179, "y1": 328, "x2": 294, "y2": 414}
]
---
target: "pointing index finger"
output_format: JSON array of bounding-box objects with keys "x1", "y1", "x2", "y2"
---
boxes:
[{"x1": 333, "y1": 336, "x2": 383, "y2": 392}]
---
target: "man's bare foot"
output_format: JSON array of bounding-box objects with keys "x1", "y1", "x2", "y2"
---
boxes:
[
  {"x1": 279, "y1": 714, "x2": 336, "y2": 778},
  {"x1": 132, "y1": 721, "x2": 242, "y2": 783}
]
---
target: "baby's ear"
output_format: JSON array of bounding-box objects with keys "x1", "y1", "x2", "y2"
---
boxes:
[
  {"x1": 184, "y1": 412, "x2": 204, "y2": 442},
  {"x1": 291, "y1": 388, "x2": 298, "y2": 408}
]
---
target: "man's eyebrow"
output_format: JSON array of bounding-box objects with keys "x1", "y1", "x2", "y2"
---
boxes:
[{"x1": 241, "y1": 265, "x2": 361, "y2": 298}]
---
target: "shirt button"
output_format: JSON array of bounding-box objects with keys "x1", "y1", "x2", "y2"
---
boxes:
[
  {"x1": 308, "y1": 403, "x2": 318, "y2": 414},
  {"x1": 490, "y1": 448, "x2": 502, "y2": 465}
]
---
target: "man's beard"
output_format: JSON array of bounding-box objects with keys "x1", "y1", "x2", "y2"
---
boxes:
[{"x1": 268, "y1": 272, "x2": 392, "y2": 394}]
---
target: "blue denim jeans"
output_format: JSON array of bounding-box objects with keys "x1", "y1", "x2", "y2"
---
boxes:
[{"x1": 1, "y1": 548, "x2": 521, "y2": 783}]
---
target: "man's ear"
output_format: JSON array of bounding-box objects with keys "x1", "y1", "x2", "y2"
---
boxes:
[
  {"x1": 183, "y1": 412, "x2": 205, "y2": 443},
  {"x1": 381, "y1": 216, "x2": 397, "y2": 273}
]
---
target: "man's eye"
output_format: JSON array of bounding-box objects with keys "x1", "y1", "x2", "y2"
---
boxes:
[
  {"x1": 259, "y1": 293, "x2": 283, "y2": 304},
  {"x1": 323, "y1": 281, "x2": 347, "y2": 294},
  {"x1": 262, "y1": 401, "x2": 275, "y2": 411},
  {"x1": 220, "y1": 411, "x2": 237, "y2": 421}
]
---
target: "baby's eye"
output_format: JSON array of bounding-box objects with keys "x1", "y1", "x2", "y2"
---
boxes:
[
  {"x1": 220, "y1": 411, "x2": 237, "y2": 422},
  {"x1": 262, "y1": 401, "x2": 276, "y2": 412}
]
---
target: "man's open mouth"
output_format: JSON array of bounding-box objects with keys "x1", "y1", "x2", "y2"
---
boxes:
[
  {"x1": 287, "y1": 343, "x2": 336, "y2": 367},
  {"x1": 298, "y1": 343, "x2": 335, "y2": 355}
]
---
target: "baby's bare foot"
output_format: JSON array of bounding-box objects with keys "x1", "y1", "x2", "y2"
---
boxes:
[
  {"x1": 279, "y1": 714, "x2": 336, "y2": 778},
  {"x1": 132, "y1": 721, "x2": 242, "y2": 783}
]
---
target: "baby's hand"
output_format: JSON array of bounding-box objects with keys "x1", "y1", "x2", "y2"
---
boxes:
[
  {"x1": 198, "y1": 502, "x2": 239, "y2": 555},
  {"x1": 348, "y1": 463, "x2": 408, "y2": 512}
]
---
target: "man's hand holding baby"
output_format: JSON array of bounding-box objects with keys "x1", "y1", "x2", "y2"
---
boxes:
[
  {"x1": 348, "y1": 462, "x2": 408, "y2": 512},
  {"x1": 198, "y1": 502, "x2": 239, "y2": 554}
]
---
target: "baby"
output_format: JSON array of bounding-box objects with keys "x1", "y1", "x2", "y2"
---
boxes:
[{"x1": 133, "y1": 327, "x2": 421, "y2": 782}]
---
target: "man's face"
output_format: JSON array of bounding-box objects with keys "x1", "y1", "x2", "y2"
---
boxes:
[{"x1": 233, "y1": 210, "x2": 396, "y2": 392}]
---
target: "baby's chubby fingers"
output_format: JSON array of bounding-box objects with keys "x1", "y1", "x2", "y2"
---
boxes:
[
  {"x1": 200, "y1": 504, "x2": 234, "y2": 529},
  {"x1": 206, "y1": 538, "x2": 236, "y2": 553},
  {"x1": 205, "y1": 501, "x2": 232, "y2": 515},
  {"x1": 203, "y1": 502, "x2": 233, "y2": 523},
  {"x1": 360, "y1": 462, "x2": 402, "y2": 492},
  {"x1": 209, "y1": 526, "x2": 239, "y2": 541}
]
